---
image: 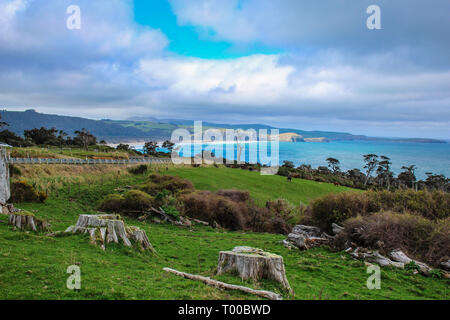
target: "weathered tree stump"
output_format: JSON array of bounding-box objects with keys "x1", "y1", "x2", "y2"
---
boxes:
[
  {"x1": 8, "y1": 211, "x2": 51, "y2": 232},
  {"x1": 65, "y1": 214, "x2": 155, "y2": 252},
  {"x1": 217, "y1": 246, "x2": 292, "y2": 293}
]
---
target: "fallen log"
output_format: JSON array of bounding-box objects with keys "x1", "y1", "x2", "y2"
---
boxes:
[{"x1": 163, "y1": 267, "x2": 282, "y2": 300}]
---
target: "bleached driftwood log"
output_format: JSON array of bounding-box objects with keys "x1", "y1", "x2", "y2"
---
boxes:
[
  {"x1": 217, "y1": 246, "x2": 292, "y2": 293},
  {"x1": 65, "y1": 214, "x2": 155, "y2": 252},
  {"x1": 8, "y1": 211, "x2": 50, "y2": 232},
  {"x1": 163, "y1": 267, "x2": 283, "y2": 300},
  {"x1": 284, "y1": 225, "x2": 330, "y2": 250},
  {"x1": 350, "y1": 248, "x2": 404, "y2": 268},
  {"x1": 389, "y1": 249, "x2": 432, "y2": 276}
]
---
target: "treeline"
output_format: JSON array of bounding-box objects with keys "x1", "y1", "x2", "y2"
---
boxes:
[
  {"x1": 278, "y1": 155, "x2": 449, "y2": 192},
  {"x1": 0, "y1": 118, "x2": 175, "y2": 157}
]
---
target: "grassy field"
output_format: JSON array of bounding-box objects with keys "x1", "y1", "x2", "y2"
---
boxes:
[
  {"x1": 10, "y1": 147, "x2": 131, "y2": 160},
  {"x1": 0, "y1": 165, "x2": 448, "y2": 300},
  {"x1": 165, "y1": 166, "x2": 356, "y2": 205}
]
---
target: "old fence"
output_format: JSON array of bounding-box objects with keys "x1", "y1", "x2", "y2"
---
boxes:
[{"x1": 8, "y1": 157, "x2": 172, "y2": 165}]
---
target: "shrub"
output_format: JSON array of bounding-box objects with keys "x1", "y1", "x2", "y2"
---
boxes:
[
  {"x1": 308, "y1": 189, "x2": 450, "y2": 231},
  {"x1": 10, "y1": 181, "x2": 47, "y2": 203},
  {"x1": 128, "y1": 164, "x2": 148, "y2": 175},
  {"x1": 179, "y1": 191, "x2": 296, "y2": 234},
  {"x1": 308, "y1": 192, "x2": 374, "y2": 231},
  {"x1": 97, "y1": 191, "x2": 154, "y2": 213},
  {"x1": 123, "y1": 190, "x2": 154, "y2": 212},
  {"x1": 179, "y1": 191, "x2": 248, "y2": 231},
  {"x1": 339, "y1": 212, "x2": 449, "y2": 267},
  {"x1": 97, "y1": 194, "x2": 125, "y2": 212},
  {"x1": 367, "y1": 189, "x2": 450, "y2": 220},
  {"x1": 9, "y1": 164, "x2": 21, "y2": 177},
  {"x1": 216, "y1": 189, "x2": 250, "y2": 203},
  {"x1": 138, "y1": 174, "x2": 194, "y2": 196}
]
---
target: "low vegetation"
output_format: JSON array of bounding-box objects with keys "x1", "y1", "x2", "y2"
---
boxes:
[
  {"x1": 9, "y1": 180, "x2": 47, "y2": 203},
  {"x1": 1, "y1": 164, "x2": 448, "y2": 300}
]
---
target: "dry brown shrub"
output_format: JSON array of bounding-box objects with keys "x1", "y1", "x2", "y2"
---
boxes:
[{"x1": 339, "y1": 211, "x2": 449, "y2": 267}]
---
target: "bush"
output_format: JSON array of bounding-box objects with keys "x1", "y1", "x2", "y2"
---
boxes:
[
  {"x1": 97, "y1": 194, "x2": 125, "y2": 212},
  {"x1": 10, "y1": 181, "x2": 47, "y2": 203},
  {"x1": 308, "y1": 189, "x2": 450, "y2": 231},
  {"x1": 308, "y1": 192, "x2": 374, "y2": 231},
  {"x1": 179, "y1": 191, "x2": 297, "y2": 234},
  {"x1": 367, "y1": 189, "x2": 450, "y2": 220},
  {"x1": 97, "y1": 190, "x2": 154, "y2": 213},
  {"x1": 216, "y1": 189, "x2": 250, "y2": 203},
  {"x1": 128, "y1": 164, "x2": 148, "y2": 175},
  {"x1": 124, "y1": 190, "x2": 154, "y2": 212},
  {"x1": 179, "y1": 191, "x2": 248, "y2": 231},
  {"x1": 138, "y1": 174, "x2": 194, "y2": 196},
  {"x1": 9, "y1": 164, "x2": 21, "y2": 177},
  {"x1": 339, "y1": 212, "x2": 449, "y2": 267}
]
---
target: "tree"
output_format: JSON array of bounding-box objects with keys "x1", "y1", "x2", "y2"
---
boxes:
[
  {"x1": 425, "y1": 172, "x2": 448, "y2": 191},
  {"x1": 399, "y1": 165, "x2": 417, "y2": 189},
  {"x1": 0, "y1": 130, "x2": 31, "y2": 147},
  {"x1": 162, "y1": 140, "x2": 175, "y2": 152},
  {"x1": 116, "y1": 144, "x2": 130, "y2": 151},
  {"x1": 24, "y1": 127, "x2": 59, "y2": 145},
  {"x1": 0, "y1": 114, "x2": 8, "y2": 128},
  {"x1": 143, "y1": 141, "x2": 158, "y2": 156},
  {"x1": 282, "y1": 160, "x2": 295, "y2": 169},
  {"x1": 74, "y1": 128, "x2": 97, "y2": 150},
  {"x1": 376, "y1": 155, "x2": 393, "y2": 190},
  {"x1": 326, "y1": 157, "x2": 340, "y2": 174},
  {"x1": 363, "y1": 154, "x2": 379, "y2": 186}
]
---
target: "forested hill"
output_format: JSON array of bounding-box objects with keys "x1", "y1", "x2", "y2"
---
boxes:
[
  {"x1": 0, "y1": 110, "x2": 157, "y2": 142},
  {"x1": 0, "y1": 109, "x2": 446, "y2": 144}
]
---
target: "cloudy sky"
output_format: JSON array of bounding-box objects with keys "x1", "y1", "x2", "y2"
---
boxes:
[{"x1": 1, "y1": 0, "x2": 449, "y2": 138}]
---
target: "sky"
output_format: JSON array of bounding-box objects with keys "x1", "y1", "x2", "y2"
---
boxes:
[{"x1": 0, "y1": 0, "x2": 449, "y2": 139}]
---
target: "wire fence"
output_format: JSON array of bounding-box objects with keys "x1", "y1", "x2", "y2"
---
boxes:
[{"x1": 8, "y1": 157, "x2": 172, "y2": 165}]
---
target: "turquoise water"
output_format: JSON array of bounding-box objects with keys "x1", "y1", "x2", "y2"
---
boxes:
[
  {"x1": 275, "y1": 140, "x2": 450, "y2": 180},
  {"x1": 141, "y1": 140, "x2": 450, "y2": 179}
]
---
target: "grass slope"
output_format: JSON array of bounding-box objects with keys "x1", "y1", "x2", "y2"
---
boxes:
[
  {"x1": 0, "y1": 165, "x2": 447, "y2": 300},
  {"x1": 165, "y1": 166, "x2": 355, "y2": 205}
]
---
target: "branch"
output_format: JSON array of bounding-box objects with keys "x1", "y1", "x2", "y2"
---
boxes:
[{"x1": 163, "y1": 267, "x2": 283, "y2": 300}]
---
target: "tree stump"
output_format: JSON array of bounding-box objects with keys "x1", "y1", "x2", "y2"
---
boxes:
[
  {"x1": 217, "y1": 246, "x2": 292, "y2": 293},
  {"x1": 8, "y1": 211, "x2": 51, "y2": 232},
  {"x1": 65, "y1": 214, "x2": 155, "y2": 253}
]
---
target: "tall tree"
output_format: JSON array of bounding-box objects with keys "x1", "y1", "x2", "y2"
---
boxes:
[
  {"x1": 162, "y1": 140, "x2": 175, "y2": 152},
  {"x1": 24, "y1": 127, "x2": 59, "y2": 145},
  {"x1": 143, "y1": 141, "x2": 158, "y2": 156},
  {"x1": 399, "y1": 165, "x2": 417, "y2": 189},
  {"x1": 363, "y1": 154, "x2": 379, "y2": 186},
  {"x1": 376, "y1": 155, "x2": 393, "y2": 190},
  {"x1": 74, "y1": 128, "x2": 97, "y2": 150},
  {"x1": 326, "y1": 157, "x2": 341, "y2": 174}
]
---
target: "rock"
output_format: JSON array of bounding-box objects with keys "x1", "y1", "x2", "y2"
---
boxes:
[
  {"x1": 389, "y1": 249, "x2": 432, "y2": 276},
  {"x1": 284, "y1": 225, "x2": 329, "y2": 250},
  {"x1": 440, "y1": 260, "x2": 450, "y2": 271},
  {"x1": 65, "y1": 214, "x2": 155, "y2": 252},
  {"x1": 0, "y1": 147, "x2": 10, "y2": 205},
  {"x1": 332, "y1": 223, "x2": 344, "y2": 235},
  {"x1": 217, "y1": 246, "x2": 292, "y2": 293}
]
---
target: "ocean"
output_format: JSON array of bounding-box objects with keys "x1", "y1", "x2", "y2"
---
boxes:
[{"x1": 134, "y1": 140, "x2": 450, "y2": 180}]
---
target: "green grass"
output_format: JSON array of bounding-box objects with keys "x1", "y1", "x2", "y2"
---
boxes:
[
  {"x1": 10, "y1": 147, "x2": 131, "y2": 160},
  {"x1": 0, "y1": 166, "x2": 448, "y2": 300},
  {"x1": 165, "y1": 166, "x2": 356, "y2": 205}
]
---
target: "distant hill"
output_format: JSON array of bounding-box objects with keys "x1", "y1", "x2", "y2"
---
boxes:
[{"x1": 0, "y1": 109, "x2": 446, "y2": 144}]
